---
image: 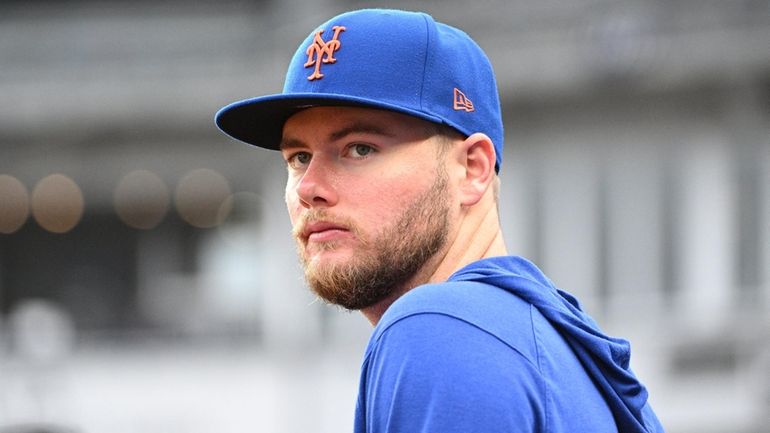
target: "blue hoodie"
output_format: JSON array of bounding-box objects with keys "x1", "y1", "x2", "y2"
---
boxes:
[{"x1": 354, "y1": 256, "x2": 664, "y2": 433}]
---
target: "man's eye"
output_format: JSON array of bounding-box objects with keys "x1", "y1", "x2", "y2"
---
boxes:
[
  {"x1": 350, "y1": 144, "x2": 374, "y2": 158},
  {"x1": 288, "y1": 152, "x2": 311, "y2": 168}
]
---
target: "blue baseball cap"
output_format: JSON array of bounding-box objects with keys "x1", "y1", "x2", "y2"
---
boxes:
[{"x1": 215, "y1": 9, "x2": 505, "y2": 171}]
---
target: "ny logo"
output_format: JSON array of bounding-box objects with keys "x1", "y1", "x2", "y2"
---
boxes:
[{"x1": 304, "y1": 25, "x2": 346, "y2": 81}]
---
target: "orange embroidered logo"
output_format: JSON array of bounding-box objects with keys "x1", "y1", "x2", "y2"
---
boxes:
[
  {"x1": 304, "y1": 25, "x2": 346, "y2": 81},
  {"x1": 453, "y1": 88, "x2": 475, "y2": 112}
]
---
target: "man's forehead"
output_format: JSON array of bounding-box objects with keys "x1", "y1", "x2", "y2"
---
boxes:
[{"x1": 280, "y1": 106, "x2": 437, "y2": 148}]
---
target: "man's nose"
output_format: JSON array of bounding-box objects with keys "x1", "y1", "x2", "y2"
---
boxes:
[{"x1": 295, "y1": 157, "x2": 338, "y2": 208}]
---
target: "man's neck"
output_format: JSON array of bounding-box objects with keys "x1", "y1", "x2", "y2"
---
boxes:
[{"x1": 361, "y1": 196, "x2": 507, "y2": 326}]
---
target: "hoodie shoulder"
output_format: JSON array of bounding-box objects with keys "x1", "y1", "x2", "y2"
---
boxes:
[
  {"x1": 375, "y1": 279, "x2": 541, "y2": 364},
  {"x1": 359, "y1": 281, "x2": 548, "y2": 433},
  {"x1": 364, "y1": 278, "x2": 623, "y2": 433}
]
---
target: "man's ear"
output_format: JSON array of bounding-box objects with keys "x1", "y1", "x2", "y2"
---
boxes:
[{"x1": 458, "y1": 133, "x2": 496, "y2": 206}]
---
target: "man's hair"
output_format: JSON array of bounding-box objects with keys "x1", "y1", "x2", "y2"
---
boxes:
[{"x1": 425, "y1": 122, "x2": 466, "y2": 145}]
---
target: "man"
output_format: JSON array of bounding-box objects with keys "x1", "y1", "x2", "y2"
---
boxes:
[{"x1": 216, "y1": 8, "x2": 664, "y2": 433}]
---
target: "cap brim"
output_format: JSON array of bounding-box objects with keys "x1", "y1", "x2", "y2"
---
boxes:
[{"x1": 215, "y1": 93, "x2": 445, "y2": 150}]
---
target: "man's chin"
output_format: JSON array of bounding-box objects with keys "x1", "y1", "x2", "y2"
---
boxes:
[
  {"x1": 303, "y1": 246, "x2": 356, "y2": 269},
  {"x1": 301, "y1": 253, "x2": 390, "y2": 311}
]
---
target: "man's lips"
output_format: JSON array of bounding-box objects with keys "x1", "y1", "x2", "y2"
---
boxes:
[{"x1": 302, "y1": 221, "x2": 351, "y2": 243}]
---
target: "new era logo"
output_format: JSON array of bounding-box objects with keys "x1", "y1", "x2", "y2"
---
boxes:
[{"x1": 453, "y1": 88, "x2": 475, "y2": 112}]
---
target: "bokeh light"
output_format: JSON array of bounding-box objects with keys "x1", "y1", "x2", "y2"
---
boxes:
[
  {"x1": 114, "y1": 169, "x2": 170, "y2": 230},
  {"x1": 175, "y1": 168, "x2": 231, "y2": 228},
  {"x1": 31, "y1": 174, "x2": 85, "y2": 234},
  {"x1": 0, "y1": 174, "x2": 30, "y2": 234}
]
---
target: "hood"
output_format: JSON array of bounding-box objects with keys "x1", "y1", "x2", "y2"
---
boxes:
[{"x1": 449, "y1": 256, "x2": 658, "y2": 433}]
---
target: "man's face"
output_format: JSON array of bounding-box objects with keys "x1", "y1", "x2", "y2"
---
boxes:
[{"x1": 281, "y1": 106, "x2": 453, "y2": 310}]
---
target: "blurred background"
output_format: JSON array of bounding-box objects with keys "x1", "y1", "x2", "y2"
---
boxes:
[{"x1": 1, "y1": 0, "x2": 769, "y2": 432}]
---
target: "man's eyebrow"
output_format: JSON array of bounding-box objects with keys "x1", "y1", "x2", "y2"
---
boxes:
[
  {"x1": 328, "y1": 121, "x2": 396, "y2": 142},
  {"x1": 279, "y1": 137, "x2": 306, "y2": 151},
  {"x1": 279, "y1": 121, "x2": 396, "y2": 150}
]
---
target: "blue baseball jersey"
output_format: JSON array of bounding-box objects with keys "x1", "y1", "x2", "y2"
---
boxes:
[{"x1": 353, "y1": 256, "x2": 664, "y2": 433}]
